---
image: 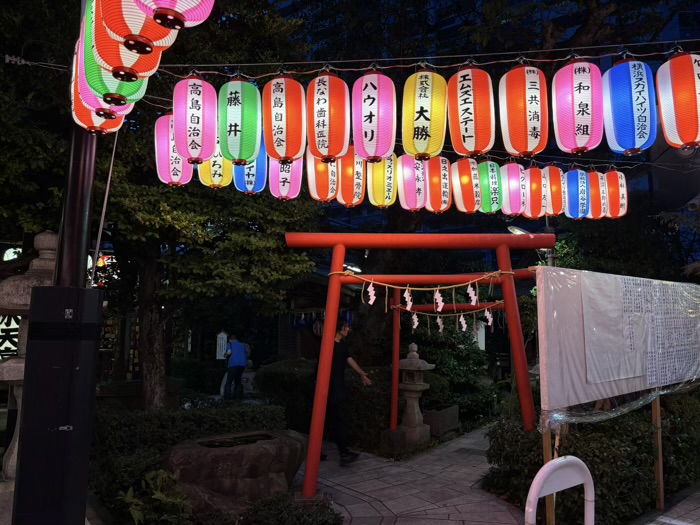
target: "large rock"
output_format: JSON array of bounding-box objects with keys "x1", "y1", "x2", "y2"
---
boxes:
[{"x1": 165, "y1": 430, "x2": 306, "y2": 515}]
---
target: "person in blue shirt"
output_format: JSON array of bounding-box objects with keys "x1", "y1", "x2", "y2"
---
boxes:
[{"x1": 224, "y1": 335, "x2": 249, "y2": 400}]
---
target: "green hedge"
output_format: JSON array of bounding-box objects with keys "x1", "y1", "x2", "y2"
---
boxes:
[
  {"x1": 171, "y1": 358, "x2": 228, "y2": 395},
  {"x1": 241, "y1": 493, "x2": 342, "y2": 525}
]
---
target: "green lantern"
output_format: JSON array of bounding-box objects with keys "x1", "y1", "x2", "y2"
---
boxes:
[
  {"x1": 478, "y1": 160, "x2": 502, "y2": 213},
  {"x1": 218, "y1": 80, "x2": 262, "y2": 164}
]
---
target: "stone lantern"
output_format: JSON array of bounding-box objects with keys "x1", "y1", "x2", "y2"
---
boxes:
[{"x1": 398, "y1": 343, "x2": 435, "y2": 448}]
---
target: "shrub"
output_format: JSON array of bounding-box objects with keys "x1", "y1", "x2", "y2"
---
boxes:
[
  {"x1": 241, "y1": 493, "x2": 342, "y2": 525},
  {"x1": 172, "y1": 358, "x2": 228, "y2": 395},
  {"x1": 118, "y1": 470, "x2": 193, "y2": 525}
]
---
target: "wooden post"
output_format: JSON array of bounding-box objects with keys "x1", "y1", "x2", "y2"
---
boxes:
[
  {"x1": 543, "y1": 427, "x2": 556, "y2": 525},
  {"x1": 652, "y1": 395, "x2": 665, "y2": 510}
]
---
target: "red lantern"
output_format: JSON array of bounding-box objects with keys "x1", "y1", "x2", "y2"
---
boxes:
[
  {"x1": 544, "y1": 166, "x2": 564, "y2": 216},
  {"x1": 307, "y1": 73, "x2": 350, "y2": 162},
  {"x1": 605, "y1": 170, "x2": 628, "y2": 219},
  {"x1": 424, "y1": 156, "x2": 451, "y2": 213},
  {"x1": 657, "y1": 53, "x2": 700, "y2": 149},
  {"x1": 451, "y1": 158, "x2": 481, "y2": 213},
  {"x1": 523, "y1": 167, "x2": 546, "y2": 219},
  {"x1": 587, "y1": 171, "x2": 609, "y2": 219},
  {"x1": 99, "y1": 0, "x2": 178, "y2": 55}
]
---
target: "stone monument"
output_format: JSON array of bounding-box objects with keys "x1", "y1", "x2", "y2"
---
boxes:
[{"x1": 398, "y1": 343, "x2": 435, "y2": 448}]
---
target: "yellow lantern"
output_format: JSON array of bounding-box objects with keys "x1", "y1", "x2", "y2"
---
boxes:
[
  {"x1": 402, "y1": 70, "x2": 447, "y2": 160},
  {"x1": 198, "y1": 144, "x2": 233, "y2": 188}
]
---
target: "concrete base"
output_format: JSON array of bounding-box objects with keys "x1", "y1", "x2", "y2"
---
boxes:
[
  {"x1": 379, "y1": 428, "x2": 407, "y2": 455},
  {"x1": 0, "y1": 481, "x2": 95, "y2": 525},
  {"x1": 401, "y1": 423, "x2": 431, "y2": 448}
]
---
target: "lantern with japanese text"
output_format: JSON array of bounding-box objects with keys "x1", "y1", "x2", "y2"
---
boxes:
[
  {"x1": 451, "y1": 158, "x2": 481, "y2": 213},
  {"x1": 336, "y1": 145, "x2": 365, "y2": 208},
  {"x1": 605, "y1": 170, "x2": 628, "y2": 218},
  {"x1": 134, "y1": 0, "x2": 215, "y2": 29},
  {"x1": 366, "y1": 154, "x2": 397, "y2": 208},
  {"x1": 478, "y1": 161, "x2": 501, "y2": 213},
  {"x1": 402, "y1": 70, "x2": 447, "y2": 159},
  {"x1": 552, "y1": 61, "x2": 604, "y2": 154},
  {"x1": 154, "y1": 113, "x2": 193, "y2": 185},
  {"x1": 499, "y1": 66, "x2": 549, "y2": 157},
  {"x1": 307, "y1": 73, "x2": 350, "y2": 162},
  {"x1": 602, "y1": 60, "x2": 657, "y2": 155},
  {"x1": 563, "y1": 169, "x2": 590, "y2": 219},
  {"x1": 352, "y1": 72, "x2": 396, "y2": 162},
  {"x1": 233, "y1": 135, "x2": 267, "y2": 194},
  {"x1": 173, "y1": 75, "x2": 217, "y2": 164},
  {"x1": 499, "y1": 162, "x2": 527, "y2": 216},
  {"x1": 198, "y1": 144, "x2": 233, "y2": 188},
  {"x1": 523, "y1": 167, "x2": 547, "y2": 219},
  {"x1": 397, "y1": 154, "x2": 426, "y2": 211},
  {"x1": 543, "y1": 166, "x2": 564, "y2": 216},
  {"x1": 99, "y1": 0, "x2": 178, "y2": 55},
  {"x1": 306, "y1": 147, "x2": 338, "y2": 202},
  {"x1": 72, "y1": 54, "x2": 125, "y2": 134},
  {"x1": 657, "y1": 53, "x2": 700, "y2": 149},
  {"x1": 218, "y1": 79, "x2": 261, "y2": 164},
  {"x1": 586, "y1": 171, "x2": 608, "y2": 219},
  {"x1": 424, "y1": 156, "x2": 451, "y2": 213},
  {"x1": 447, "y1": 67, "x2": 495, "y2": 156},
  {"x1": 269, "y1": 156, "x2": 303, "y2": 200},
  {"x1": 263, "y1": 76, "x2": 306, "y2": 163}
]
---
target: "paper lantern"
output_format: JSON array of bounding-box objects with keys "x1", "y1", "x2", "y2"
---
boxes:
[
  {"x1": 543, "y1": 166, "x2": 564, "y2": 216},
  {"x1": 263, "y1": 76, "x2": 306, "y2": 163},
  {"x1": 366, "y1": 154, "x2": 397, "y2": 208},
  {"x1": 657, "y1": 53, "x2": 700, "y2": 149},
  {"x1": 336, "y1": 145, "x2": 365, "y2": 208},
  {"x1": 478, "y1": 161, "x2": 502, "y2": 213},
  {"x1": 552, "y1": 61, "x2": 604, "y2": 154},
  {"x1": 154, "y1": 113, "x2": 193, "y2": 185},
  {"x1": 397, "y1": 154, "x2": 426, "y2": 211},
  {"x1": 71, "y1": 50, "x2": 124, "y2": 134},
  {"x1": 563, "y1": 169, "x2": 590, "y2": 219},
  {"x1": 586, "y1": 171, "x2": 608, "y2": 219},
  {"x1": 602, "y1": 60, "x2": 657, "y2": 155},
  {"x1": 218, "y1": 79, "x2": 261, "y2": 164},
  {"x1": 269, "y1": 156, "x2": 303, "y2": 200},
  {"x1": 447, "y1": 67, "x2": 495, "y2": 156},
  {"x1": 99, "y1": 0, "x2": 177, "y2": 55},
  {"x1": 523, "y1": 167, "x2": 547, "y2": 219},
  {"x1": 134, "y1": 0, "x2": 214, "y2": 29},
  {"x1": 451, "y1": 158, "x2": 481, "y2": 213},
  {"x1": 352, "y1": 72, "x2": 396, "y2": 162},
  {"x1": 307, "y1": 73, "x2": 350, "y2": 162},
  {"x1": 233, "y1": 135, "x2": 267, "y2": 194},
  {"x1": 402, "y1": 70, "x2": 447, "y2": 159},
  {"x1": 424, "y1": 156, "x2": 451, "y2": 213},
  {"x1": 306, "y1": 147, "x2": 338, "y2": 202},
  {"x1": 499, "y1": 66, "x2": 549, "y2": 157},
  {"x1": 605, "y1": 170, "x2": 628, "y2": 219},
  {"x1": 198, "y1": 144, "x2": 232, "y2": 188},
  {"x1": 173, "y1": 76, "x2": 217, "y2": 164},
  {"x1": 500, "y1": 162, "x2": 526, "y2": 216}
]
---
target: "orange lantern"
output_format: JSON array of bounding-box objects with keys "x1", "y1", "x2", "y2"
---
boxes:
[
  {"x1": 543, "y1": 166, "x2": 564, "y2": 216},
  {"x1": 447, "y1": 67, "x2": 495, "y2": 156},
  {"x1": 306, "y1": 147, "x2": 337, "y2": 202},
  {"x1": 263, "y1": 76, "x2": 306, "y2": 163},
  {"x1": 336, "y1": 145, "x2": 365, "y2": 208},
  {"x1": 424, "y1": 156, "x2": 451, "y2": 213},
  {"x1": 451, "y1": 158, "x2": 481, "y2": 213},
  {"x1": 657, "y1": 53, "x2": 700, "y2": 149},
  {"x1": 523, "y1": 167, "x2": 546, "y2": 219},
  {"x1": 587, "y1": 171, "x2": 608, "y2": 219},
  {"x1": 605, "y1": 170, "x2": 628, "y2": 219},
  {"x1": 99, "y1": 0, "x2": 177, "y2": 55},
  {"x1": 307, "y1": 73, "x2": 350, "y2": 162}
]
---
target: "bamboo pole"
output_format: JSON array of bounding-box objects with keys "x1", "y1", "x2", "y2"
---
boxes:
[{"x1": 652, "y1": 395, "x2": 665, "y2": 510}]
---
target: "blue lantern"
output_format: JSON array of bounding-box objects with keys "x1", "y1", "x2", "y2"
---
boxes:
[
  {"x1": 563, "y1": 169, "x2": 589, "y2": 219},
  {"x1": 234, "y1": 134, "x2": 268, "y2": 194}
]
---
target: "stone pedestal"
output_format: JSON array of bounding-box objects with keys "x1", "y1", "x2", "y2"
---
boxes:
[{"x1": 397, "y1": 343, "x2": 435, "y2": 449}]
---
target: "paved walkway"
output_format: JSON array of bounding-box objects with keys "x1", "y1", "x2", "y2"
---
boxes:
[{"x1": 635, "y1": 487, "x2": 700, "y2": 525}]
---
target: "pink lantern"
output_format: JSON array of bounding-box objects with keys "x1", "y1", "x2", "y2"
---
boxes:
[
  {"x1": 269, "y1": 156, "x2": 303, "y2": 200},
  {"x1": 543, "y1": 166, "x2": 564, "y2": 216},
  {"x1": 523, "y1": 167, "x2": 546, "y2": 219},
  {"x1": 424, "y1": 156, "x2": 451, "y2": 214},
  {"x1": 336, "y1": 145, "x2": 366, "y2": 208},
  {"x1": 552, "y1": 61, "x2": 604, "y2": 154},
  {"x1": 500, "y1": 162, "x2": 526, "y2": 216},
  {"x1": 154, "y1": 113, "x2": 193, "y2": 185},
  {"x1": 307, "y1": 73, "x2": 350, "y2": 162},
  {"x1": 173, "y1": 75, "x2": 217, "y2": 164},
  {"x1": 306, "y1": 147, "x2": 338, "y2": 202},
  {"x1": 352, "y1": 72, "x2": 396, "y2": 162},
  {"x1": 451, "y1": 158, "x2": 481, "y2": 213},
  {"x1": 397, "y1": 154, "x2": 426, "y2": 212},
  {"x1": 134, "y1": 0, "x2": 214, "y2": 29}
]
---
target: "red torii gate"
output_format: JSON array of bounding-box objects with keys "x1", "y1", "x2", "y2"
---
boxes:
[{"x1": 285, "y1": 233, "x2": 555, "y2": 498}]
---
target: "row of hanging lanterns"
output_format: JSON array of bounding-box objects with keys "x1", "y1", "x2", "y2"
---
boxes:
[{"x1": 72, "y1": 0, "x2": 215, "y2": 133}]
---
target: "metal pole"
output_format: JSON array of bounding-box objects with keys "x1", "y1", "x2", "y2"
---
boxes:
[{"x1": 390, "y1": 288, "x2": 401, "y2": 431}]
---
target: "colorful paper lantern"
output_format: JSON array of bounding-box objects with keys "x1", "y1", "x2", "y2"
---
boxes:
[
  {"x1": 336, "y1": 145, "x2": 365, "y2": 208},
  {"x1": 71, "y1": 51, "x2": 124, "y2": 134},
  {"x1": 269, "y1": 156, "x2": 303, "y2": 200},
  {"x1": 306, "y1": 147, "x2": 338, "y2": 202},
  {"x1": 262, "y1": 76, "x2": 306, "y2": 163},
  {"x1": 563, "y1": 169, "x2": 590, "y2": 219},
  {"x1": 154, "y1": 113, "x2": 193, "y2": 185},
  {"x1": 352, "y1": 72, "x2": 396, "y2": 162},
  {"x1": 586, "y1": 171, "x2": 608, "y2": 219},
  {"x1": 99, "y1": 0, "x2": 178, "y2": 55},
  {"x1": 134, "y1": 0, "x2": 215, "y2": 29},
  {"x1": 605, "y1": 170, "x2": 628, "y2": 219},
  {"x1": 656, "y1": 53, "x2": 700, "y2": 149},
  {"x1": 451, "y1": 158, "x2": 481, "y2": 213},
  {"x1": 500, "y1": 162, "x2": 526, "y2": 216},
  {"x1": 499, "y1": 66, "x2": 549, "y2": 157},
  {"x1": 198, "y1": 144, "x2": 232, "y2": 188},
  {"x1": 366, "y1": 154, "x2": 397, "y2": 208},
  {"x1": 233, "y1": 135, "x2": 267, "y2": 194},
  {"x1": 173, "y1": 75, "x2": 217, "y2": 164},
  {"x1": 397, "y1": 154, "x2": 426, "y2": 211},
  {"x1": 523, "y1": 167, "x2": 547, "y2": 219},
  {"x1": 424, "y1": 156, "x2": 451, "y2": 214},
  {"x1": 478, "y1": 161, "x2": 501, "y2": 213},
  {"x1": 552, "y1": 61, "x2": 604, "y2": 154},
  {"x1": 447, "y1": 67, "x2": 495, "y2": 156},
  {"x1": 402, "y1": 70, "x2": 447, "y2": 159},
  {"x1": 218, "y1": 79, "x2": 261, "y2": 164},
  {"x1": 602, "y1": 60, "x2": 657, "y2": 155},
  {"x1": 543, "y1": 166, "x2": 564, "y2": 216},
  {"x1": 307, "y1": 73, "x2": 350, "y2": 162}
]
